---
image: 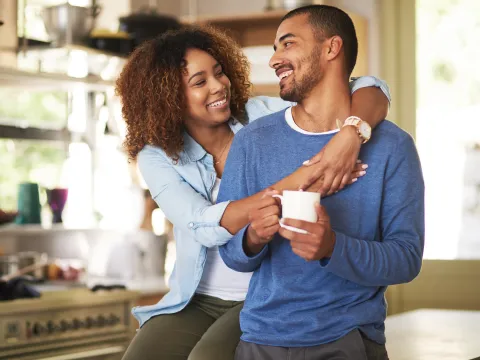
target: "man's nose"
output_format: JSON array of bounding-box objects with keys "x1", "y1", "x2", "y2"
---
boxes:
[{"x1": 269, "y1": 51, "x2": 282, "y2": 69}]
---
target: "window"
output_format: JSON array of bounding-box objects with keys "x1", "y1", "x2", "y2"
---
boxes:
[{"x1": 417, "y1": 0, "x2": 480, "y2": 259}]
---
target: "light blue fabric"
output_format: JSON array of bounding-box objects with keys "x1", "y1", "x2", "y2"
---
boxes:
[
  {"x1": 218, "y1": 111, "x2": 424, "y2": 347},
  {"x1": 133, "y1": 77, "x2": 391, "y2": 327}
]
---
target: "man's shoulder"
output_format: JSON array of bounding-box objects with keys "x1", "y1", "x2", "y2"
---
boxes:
[
  {"x1": 374, "y1": 120, "x2": 415, "y2": 147},
  {"x1": 236, "y1": 109, "x2": 287, "y2": 139}
]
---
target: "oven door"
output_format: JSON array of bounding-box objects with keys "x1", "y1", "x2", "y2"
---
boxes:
[{"x1": 36, "y1": 345, "x2": 126, "y2": 360}]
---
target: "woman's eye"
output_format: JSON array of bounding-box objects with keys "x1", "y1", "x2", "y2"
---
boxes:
[
  {"x1": 195, "y1": 80, "x2": 206, "y2": 86},
  {"x1": 215, "y1": 71, "x2": 224, "y2": 77}
]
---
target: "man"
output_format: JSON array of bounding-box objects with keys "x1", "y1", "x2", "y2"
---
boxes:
[{"x1": 218, "y1": 5, "x2": 424, "y2": 360}]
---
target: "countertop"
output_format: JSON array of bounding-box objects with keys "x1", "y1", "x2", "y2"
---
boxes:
[
  {"x1": 385, "y1": 308, "x2": 480, "y2": 360},
  {"x1": 85, "y1": 276, "x2": 169, "y2": 296}
]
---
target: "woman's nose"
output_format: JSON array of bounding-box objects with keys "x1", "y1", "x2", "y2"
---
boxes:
[{"x1": 210, "y1": 78, "x2": 225, "y2": 94}]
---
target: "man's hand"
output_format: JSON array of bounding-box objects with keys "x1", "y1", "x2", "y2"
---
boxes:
[
  {"x1": 300, "y1": 126, "x2": 363, "y2": 195},
  {"x1": 244, "y1": 189, "x2": 281, "y2": 256},
  {"x1": 279, "y1": 203, "x2": 336, "y2": 261}
]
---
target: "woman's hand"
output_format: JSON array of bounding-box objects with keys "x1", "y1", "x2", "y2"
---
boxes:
[
  {"x1": 304, "y1": 161, "x2": 367, "y2": 194},
  {"x1": 299, "y1": 126, "x2": 366, "y2": 196}
]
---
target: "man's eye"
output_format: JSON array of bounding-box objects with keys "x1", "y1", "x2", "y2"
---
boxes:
[{"x1": 285, "y1": 42, "x2": 293, "y2": 47}]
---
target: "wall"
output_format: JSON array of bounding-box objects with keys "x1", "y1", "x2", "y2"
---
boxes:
[{"x1": 171, "y1": 0, "x2": 381, "y2": 75}]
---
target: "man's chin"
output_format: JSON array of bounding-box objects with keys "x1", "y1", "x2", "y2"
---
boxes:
[{"x1": 279, "y1": 88, "x2": 297, "y2": 102}]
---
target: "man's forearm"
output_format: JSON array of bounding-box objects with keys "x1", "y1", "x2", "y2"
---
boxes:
[
  {"x1": 351, "y1": 87, "x2": 389, "y2": 129},
  {"x1": 321, "y1": 231, "x2": 423, "y2": 286}
]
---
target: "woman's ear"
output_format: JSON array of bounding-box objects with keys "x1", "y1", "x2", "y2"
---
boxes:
[{"x1": 325, "y1": 36, "x2": 343, "y2": 61}]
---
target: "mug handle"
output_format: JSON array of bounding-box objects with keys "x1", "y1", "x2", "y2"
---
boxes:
[
  {"x1": 271, "y1": 194, "x2": 283, "y2": 203},
  {"x1": 271, "y1": 194, "x2": 308, "y2": 234}
]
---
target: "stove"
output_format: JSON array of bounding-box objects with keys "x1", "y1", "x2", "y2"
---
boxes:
[{"x1": 0, "y1": 288, "x2": 139, "y2": 360}]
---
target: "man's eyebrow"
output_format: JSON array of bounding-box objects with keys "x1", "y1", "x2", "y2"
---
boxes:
[{"x1": 273, "y1": 33, "x2": 296, "y2": 51}]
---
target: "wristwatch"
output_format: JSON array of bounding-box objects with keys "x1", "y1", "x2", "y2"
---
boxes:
[{"x1": 342, "y1": 116, "x2": 371, "y2": 144}]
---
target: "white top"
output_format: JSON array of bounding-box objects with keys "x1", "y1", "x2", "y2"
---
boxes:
[
  {"x1": 196, "y1": 178, "x2": 252, "y2": 301},
  {"x1": 285, "y1": 107, "x2": 340, "y2": 135}
]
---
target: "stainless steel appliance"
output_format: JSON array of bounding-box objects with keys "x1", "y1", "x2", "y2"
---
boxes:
[
  {"x1": 265, "y1": 0, "x2": 320, "y2": 10},
  {"x1": 41, "y1": 3, "x2": 101, "y2": 46},
  {"x1": 0, "y1": 288, "x2": 139, "y2": 360}
]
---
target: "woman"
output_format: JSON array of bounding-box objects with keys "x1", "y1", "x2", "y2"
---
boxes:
[{"x1": 117, "y1": 26, "x2": 390, "y2": 360}]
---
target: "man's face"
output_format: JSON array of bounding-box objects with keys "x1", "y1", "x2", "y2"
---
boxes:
[{"x1": 269, "y1": 14, "x2": 325, "y2": 102}]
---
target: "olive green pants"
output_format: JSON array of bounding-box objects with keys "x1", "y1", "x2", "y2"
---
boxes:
[{"x1": 122, "y1": 294, "x2": 243, "y2": 360}]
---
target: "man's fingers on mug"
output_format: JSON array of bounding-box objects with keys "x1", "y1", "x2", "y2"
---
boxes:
[
  {"x1": 291, "y1": 247, "x2": 314, "y2": 261},
  {"x1": 261, "y1": 189, "x2": 279, "y2": 199},
  {"x1": 281, "y1": 218, "x2": 318, "y2": 234}
]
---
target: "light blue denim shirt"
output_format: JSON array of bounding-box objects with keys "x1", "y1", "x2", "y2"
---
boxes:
[{"x1": 133, "y1": 76, "x2": 391, "y2": 327}]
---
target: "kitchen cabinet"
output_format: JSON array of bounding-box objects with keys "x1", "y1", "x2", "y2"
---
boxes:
[
  {"x1": 385, "y1": 260, "x2": 480, "y2": 315},
  {"x1": 184, "y1": 9, "x2": 368, "y2": 96}
]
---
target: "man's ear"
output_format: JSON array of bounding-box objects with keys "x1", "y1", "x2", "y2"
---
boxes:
[{"x1": 325, "y1": 36, "x2": 343, "y2": 61}]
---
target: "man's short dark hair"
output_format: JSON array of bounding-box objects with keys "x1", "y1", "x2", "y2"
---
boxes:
[{"x1": 281, "y1": 5, "x2": 358, "y2": 76}]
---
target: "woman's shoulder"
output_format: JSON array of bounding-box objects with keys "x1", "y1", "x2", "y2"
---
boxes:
[
  {"x1": 138, "y1": 145, "x2": 178, "y2": 167},
  {"x1": 245, "y1": 96, "x2": 293, "y2": 124}
]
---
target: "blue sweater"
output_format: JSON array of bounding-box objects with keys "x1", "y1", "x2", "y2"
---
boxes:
[{"x1": 218, "y1": 108, "x2": 425, "y2": 347}]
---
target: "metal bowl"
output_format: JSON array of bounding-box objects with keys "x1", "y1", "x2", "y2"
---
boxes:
[{"x1": 41, "y1": 3, "x2": 101, "y2": 46}]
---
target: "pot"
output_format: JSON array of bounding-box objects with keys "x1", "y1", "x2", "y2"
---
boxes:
[
  {"x1": 119, "y1": 8, "x2": 181, "y2": 49},
  {"x1": 265, "y1": 0, "x2": 318, "y2": 11},
  {"x1": 42, "y1": 3, "x2": 102, "y2": 46}
]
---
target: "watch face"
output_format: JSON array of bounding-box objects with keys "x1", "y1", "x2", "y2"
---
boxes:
[{"x1": 359, "y1": 122, "x2": 372, "y2": 139}]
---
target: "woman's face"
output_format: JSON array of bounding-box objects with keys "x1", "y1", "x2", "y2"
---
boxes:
[{"x1": 182, "y1": 48, "x2": 232, "y2": 128}]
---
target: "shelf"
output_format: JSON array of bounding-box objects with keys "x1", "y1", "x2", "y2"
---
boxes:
[
  {"x1": 17, "y1": 43, "x2": 128, "y2": 61},
  {"x1": 0, "y1": 66, "x2": 116, "y2": 91},
  {"x1": 183, "y1": 9, "x2": 368, "y2": 77}
]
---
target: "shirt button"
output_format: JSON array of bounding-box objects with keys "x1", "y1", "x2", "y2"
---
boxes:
[{"x1": 188, "y1": 222, "x2": 194, "y2": 228}]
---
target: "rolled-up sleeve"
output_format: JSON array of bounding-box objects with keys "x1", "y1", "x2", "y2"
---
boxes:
[
  {"x1": 246, "y1": 76, "x2": 391, "y2": 124},
  {"x1": 350, "y1": 76, "x2": 391, "y2": 103},
  {"x1": 137, "y1": 146, "x2": 232, "y2": 248}
]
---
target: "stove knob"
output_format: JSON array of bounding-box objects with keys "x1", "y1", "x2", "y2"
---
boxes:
[
  {"x1": 60, "y1": 320, "x2": 69, "y2": 332},
  {"x1": 47, "y1": 321, "x2": 55, "y2": 334},
  {"x1": 85, "y1": 317, "x2": 96, "y2": 329},
  {"x1": 32, "y1": 323, "x2": 45, "y2": 336},
  {"x1": 97, "y1": 315, "x2": 106, "y2": 327},
  {"x1": 108, "y1": 314, "x2": 120, "y2": 326},
  {"x1": 72, "y1": 318, "x2": 84, "y2": 330}
]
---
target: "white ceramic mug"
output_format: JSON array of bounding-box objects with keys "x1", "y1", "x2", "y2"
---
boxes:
[{"x1": 272, "y1": 190, "x2": 321, "y2": 234}]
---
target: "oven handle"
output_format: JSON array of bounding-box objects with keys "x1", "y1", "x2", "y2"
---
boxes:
[{"x1": 35, "y1": 345, "x2": 126, "y2": 360}]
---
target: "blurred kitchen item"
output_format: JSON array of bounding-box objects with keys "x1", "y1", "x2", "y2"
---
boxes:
[
  {"x1": 265, "y1": 0, "x2": 318, "y2": 10},
  {"x1": 0, "y1": 277, "x2": 41, "y2": 301},
  {"x1": 119, "y1": 8, "x2": 181, "y2": 50},
  {"x1": 0, "y1": 288, "x2": 138, "y2": 358},
  {"x1": 46, "y1": 188, "x2": 68, "y2": 223},
  {"x1": 41, "y1": 2, "x2": 101, "y2": 46},
  {"x1": 0, "y1": 255, "x2": 19, "y2": 278},
  {"x1": 17, "y1": 251, "x2": 48, "y2": 279},
  {"x1": 1, "y1": 258, "x2": 48, "y2": 283},
  {"x1": 15, "y1": 183, "x2": 41, "y2": 225},
  {"x1": 0, "y1": 210, "x2": 18, "y2": 225},
  {"x1": 89, "y1": 29, "x2": 133, "y2": 56}
]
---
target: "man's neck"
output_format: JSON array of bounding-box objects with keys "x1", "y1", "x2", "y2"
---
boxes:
[{"x1": 292, "y1": 75, "x2": 351, "y2": 133}]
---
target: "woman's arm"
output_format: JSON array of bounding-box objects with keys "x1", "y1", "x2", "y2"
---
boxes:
[
  {"x1": 245, "y1": 76, "x2": 390, "y2": 122},
  {"x1": 137, "y1": 146, "x2": 234, "y2": 248}
]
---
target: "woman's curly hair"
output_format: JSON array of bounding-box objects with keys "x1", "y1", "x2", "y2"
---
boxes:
[{"x1": 116, "y1": 25, "x2": 252, "y2": 161}]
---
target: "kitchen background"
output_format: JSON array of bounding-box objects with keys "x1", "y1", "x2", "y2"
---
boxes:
[{"x1": 0, "y1": 0, "x2": 479, "y2": 359}]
